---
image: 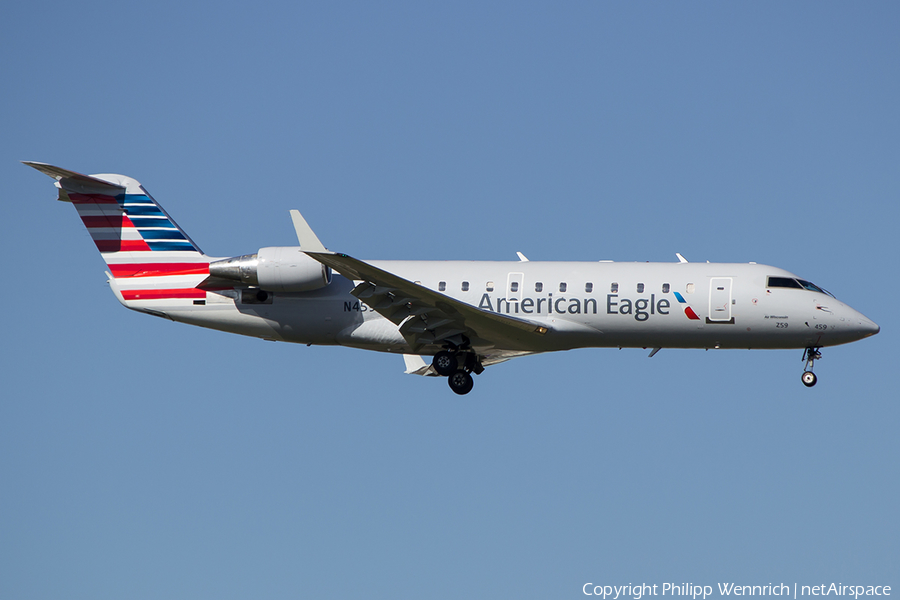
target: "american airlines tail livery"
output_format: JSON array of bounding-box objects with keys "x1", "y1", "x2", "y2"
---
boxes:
[{"x1": 27, "y1": 162, "x2": 879, "y2": 395}]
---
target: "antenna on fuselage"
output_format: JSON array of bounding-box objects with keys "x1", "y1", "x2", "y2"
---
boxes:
[{"x1": 675, "y1": 253, "x2": 688, "y2": 263}]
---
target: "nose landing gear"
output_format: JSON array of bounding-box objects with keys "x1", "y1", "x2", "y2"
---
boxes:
[{"x1": 801, "y1": 347, "x2": 822, "y2": 387}]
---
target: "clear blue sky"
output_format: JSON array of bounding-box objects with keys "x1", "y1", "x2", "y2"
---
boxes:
[{"x1": 2, "y1": 2, "x2": 897, "y2": 598}]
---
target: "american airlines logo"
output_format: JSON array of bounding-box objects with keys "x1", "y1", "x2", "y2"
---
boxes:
[{"x1": 673, "y1": 292, "x2": 701, "y2": 320}]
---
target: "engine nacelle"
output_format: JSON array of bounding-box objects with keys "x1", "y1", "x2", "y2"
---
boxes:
[
  {"x1": 209, "y1": 247, "x2": 332, "y2": 292},
  {"x1": 257, "y1": 247, "x2": 332, "y2": 292}
]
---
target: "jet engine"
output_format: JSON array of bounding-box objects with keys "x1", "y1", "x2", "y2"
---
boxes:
[{"x1": 209, "y1": 247, "x2": 332, "y2": 292}]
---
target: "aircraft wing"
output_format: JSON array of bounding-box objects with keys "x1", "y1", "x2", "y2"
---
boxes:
[{"x1": 304, "y1": 251, "x2": 549, "y2": 354}]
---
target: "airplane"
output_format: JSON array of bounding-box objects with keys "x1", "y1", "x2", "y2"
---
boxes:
[{"x1": 25, "y1": 161, "x2": 880, "y2": 395}]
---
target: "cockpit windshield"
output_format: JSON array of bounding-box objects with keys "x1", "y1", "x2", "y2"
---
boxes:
[
  {"x1": 797, "y1": 279, "x2": 826, "y2": 294},
  {"x1": 767, "y1": 276, "x2": 834, "y2": 297}
]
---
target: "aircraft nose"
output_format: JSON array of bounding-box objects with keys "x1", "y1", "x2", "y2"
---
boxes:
[
  {"x1": 831, "y1": 302, "x2": 879, "y2": 343},
  {"x1": 860, "y1": 317, "x2": 880, "y2": 337},
  {"x1": 848, "y1": 308, "x2": 879, "y2": 339}
]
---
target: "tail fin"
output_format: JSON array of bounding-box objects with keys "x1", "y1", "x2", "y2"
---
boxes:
[{"x1": 25, "y1": 162, "x2": 212, "y2": 306}]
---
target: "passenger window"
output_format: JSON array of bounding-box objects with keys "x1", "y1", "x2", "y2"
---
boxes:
[
  {"x1": 637, "y1": 283, "x2": 644, "y2": 293},
  {"x1": 535, "y1": 282, "x2": 543, "y2": 292},
  {"x1": 559, "y1": 282, "x2": 567, "y2": 292},
  {"x1": 585, "y1": 282, "x2": 593, "y2": 293},
  {"x1": 486, "y1": 282, "x2": 494, "y2": 292},
  {"x1": 438, "y1": 281, "x2": 446, "y2": 291},
  {"x1": 662, "y1": 283, "x2": 670, "y2": 293},
  {"x1": 611, "y1": 282, "x2": 618, "y2": 293},
  {"x1": 510, "y1": 282, "x2": 518, "y2": 292},
  {"x1": 686, "y1": 283, "x2": 695, "y2": 294},
  {"x1": 461, "y1": 281, "x2": 469, "y2": 291}
]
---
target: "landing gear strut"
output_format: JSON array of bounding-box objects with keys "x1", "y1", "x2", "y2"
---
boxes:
[
  {"x1": 801, "y1": 347, "x2": 822, "y2": 387},
  {"x1": 432, "y1": 346, "x2": 482, "y2": 395}
]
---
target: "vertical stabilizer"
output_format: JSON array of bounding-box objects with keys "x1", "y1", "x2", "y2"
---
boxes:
[{"x1": 25, "y1": 162, "x2": 212, "y2": 309}]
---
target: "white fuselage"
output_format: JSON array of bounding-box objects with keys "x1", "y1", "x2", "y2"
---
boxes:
[{"x1": 155, "y1": 259, "x2": 879, "y2": 355}]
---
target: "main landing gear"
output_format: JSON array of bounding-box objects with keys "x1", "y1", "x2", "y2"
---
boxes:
[
  {"x1": 801, "y1": 347, "x2": 822, "y2": 387},
  {"x1": 432, "y1": 348, "x2": 483, "y2": 395},
  {"x1": 448, "y1": 370, "x2": 474, "y2": 395}
]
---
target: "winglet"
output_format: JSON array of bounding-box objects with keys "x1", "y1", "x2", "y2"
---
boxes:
[{"x1": 290, "y1": 210, "x2": 328, "y2": 253}]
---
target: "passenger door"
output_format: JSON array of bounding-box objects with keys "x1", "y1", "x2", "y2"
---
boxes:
[{"x1": 708, "y1": 278, "x2": 733, "y2": 323}]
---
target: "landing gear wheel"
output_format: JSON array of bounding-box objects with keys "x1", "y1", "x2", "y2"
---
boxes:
[
  {"x1": 801, "y1": 347, "x2": 822, "y2": 388},
  {"x1": 448, "y1": 370, "x2": 474, "y2": 395},
  {"x1": 432, "y1": 351, "x2": 458, "y2": 377}
]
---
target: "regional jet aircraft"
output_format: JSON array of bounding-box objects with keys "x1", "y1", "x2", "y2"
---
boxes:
[{"x1": 26, "y1": 162, "x2": 879, "y2": 394}]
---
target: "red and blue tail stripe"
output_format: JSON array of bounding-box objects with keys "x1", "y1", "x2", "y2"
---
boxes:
[
  {"x1": 71, "y1": 191, "x2": 202, "y2": 254},
  {"x1": 25, "y1": 162, "x2": 216, "y2": 306}
]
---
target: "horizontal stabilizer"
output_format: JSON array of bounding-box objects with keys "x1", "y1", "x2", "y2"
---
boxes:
[{"x1": 23, "y1": 161, "x2": 126, "y2": 196}]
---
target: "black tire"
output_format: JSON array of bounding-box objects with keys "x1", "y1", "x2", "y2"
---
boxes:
[
  {"x1": 801, "y1": 371, "x2": 817, "y2": 387},
  {"x1": 448, "y1": 370, "x2": 474, "y2": 395},
  {"x1": 432, "y1": 350, "x2": 458, "y2": 376}
]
